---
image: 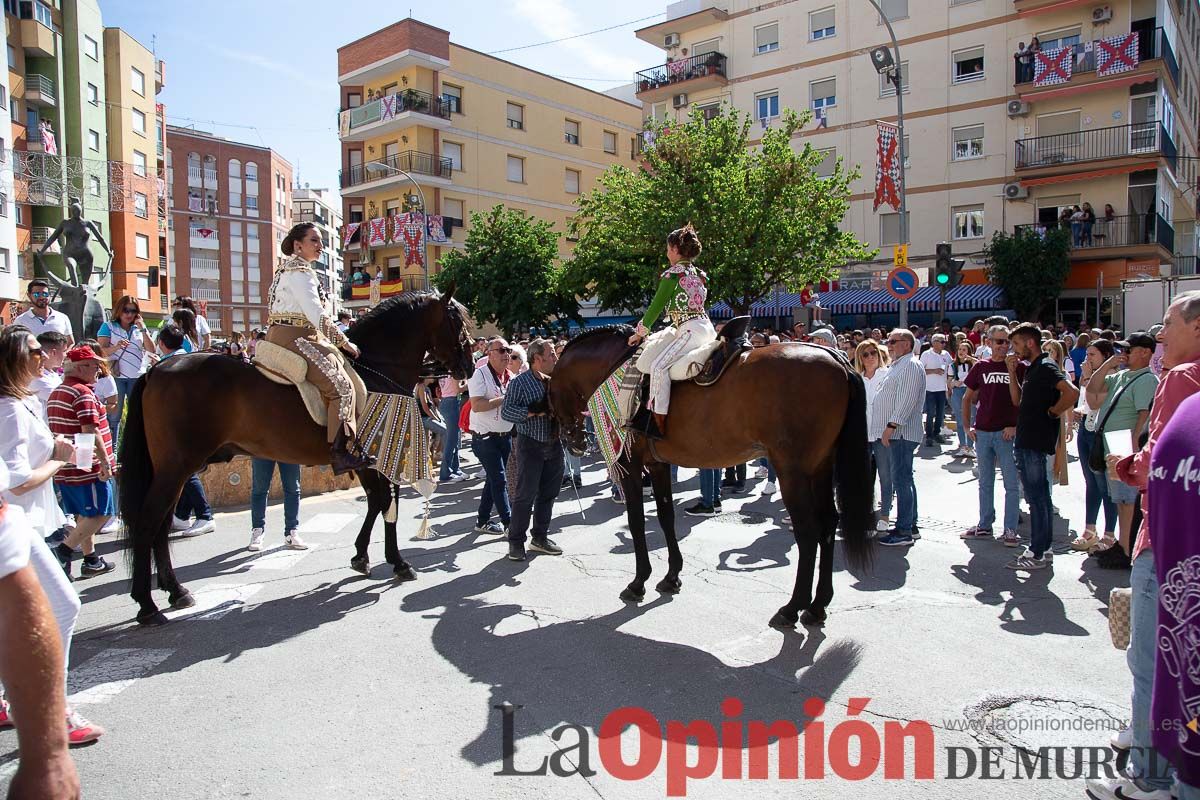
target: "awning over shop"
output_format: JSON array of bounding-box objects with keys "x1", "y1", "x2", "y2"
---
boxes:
[{"x1": 711, "y1": 284, "x2": 1005, "y2": 317}]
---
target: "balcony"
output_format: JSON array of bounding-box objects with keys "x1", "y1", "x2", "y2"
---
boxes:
[
  {"x1": 635, "y1": 52, "x2": 728, "y2": 102},
  {"x1": 1014, "y1": 122, "x2": 1176, "y2": 177},
  {"x1": 29, "y1": 226, "x2": 59, "y2": 253},
  {"x1": 188, "y1": 229, "x2": 220, "y2": 250},
  {"x1": 18, "y1": 1, "x2": 56, "y2": 57},
  {"x1": 635, "y1": 1, "x2": 730, "y2": 45},
  {"x1": 337, "y1": 89, "x2": 452, "y2": 142},
  {"x1": 339, "y1": 150, "x2": 454, "y2": 194},
  {"x1": 189, "y1": 257, "x2": 220, "y2": 280},
  {"x1": 1014, "y1": 213, "x2": 1174, "y2": 260},
  {"x1": 187, "y1": 165, "x2": 202, "y2": 188},
  {"x1": 1015, "y1": 28, "x2": 1178, "y2": 95},
  {"x1": 24, "y1": 74, "x2": 55, "y2": 107}
]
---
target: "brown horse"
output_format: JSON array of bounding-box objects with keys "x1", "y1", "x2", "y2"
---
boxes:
[
  {"x1": 118, "y1": 288, "x2": 474, "y2": 625},
  {"x1": 548, "y1": 325, "x2": 872, "y2": 629}
]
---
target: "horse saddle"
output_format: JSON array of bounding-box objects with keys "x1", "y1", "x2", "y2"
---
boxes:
[
  {"x1": 252, "y1": 340, "x2": 368, "y2": 428},
  {"x1": 681, "y1": 315, "x2": 752, "y2": 387}
]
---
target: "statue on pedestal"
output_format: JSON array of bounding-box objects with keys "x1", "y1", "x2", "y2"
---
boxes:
[{"x1": 35, "y1": 199, "x2": 114, "y2": 341}]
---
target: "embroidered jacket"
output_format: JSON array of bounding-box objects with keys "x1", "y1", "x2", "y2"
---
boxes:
[
  {"x1": 636, "y1": 261, "x2": 708, "y2": 336},
  {"x1": 268, "y1": 255, "x2": 347, "y2": 346}
]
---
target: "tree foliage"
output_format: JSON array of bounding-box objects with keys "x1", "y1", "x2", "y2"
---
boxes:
[
  {"x1": 563, "y1": 104, "x2": 873, "y2": 315},
  {"x1": 433, "y1": 204, "x2": 579, "y2": 338},
  {"x1": 982, "y1": 227, "x2": 1071, "y2": 321}
]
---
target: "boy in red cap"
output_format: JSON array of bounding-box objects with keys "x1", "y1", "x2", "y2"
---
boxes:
[{"x1": 45, "y1": 345, "x2": 115, "y2": 579}]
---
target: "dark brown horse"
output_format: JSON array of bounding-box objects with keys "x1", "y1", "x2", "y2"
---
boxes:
[
  {"x1": 118, "y1": 289, "x2": 474, "y2": 625},
  {"x1": 548, "y1": 326, "x2": 872, "y2": 629}
]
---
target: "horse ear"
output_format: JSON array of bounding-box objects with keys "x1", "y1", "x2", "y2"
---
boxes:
[{"x1": 440, "y1": 281, "x2": 456, "y2": 304}]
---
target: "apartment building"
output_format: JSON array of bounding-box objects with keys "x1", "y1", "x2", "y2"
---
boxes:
[
  {"x1": 634, "y1": 0, "x2": 1200, "y2": 325},
  {"x1": 294, "y1": 185, "x2": 342, "y2": 301},
  {"x1": 0, "y1": 51, "x2": 17, "y2": 318},
  {"x1": 165, "y1": 125, "x2": 293, "y2": 335},
  {"x1": 336, "y1": 18, "x2": 642, "y2": 306}
]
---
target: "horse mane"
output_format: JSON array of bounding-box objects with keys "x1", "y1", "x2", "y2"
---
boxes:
[
  {"x1": 348, "y1": 290, "x2": 457, "y2": 343},
  {"x1": 566, "y1": 323, "x2": 635, "y2": 347}
]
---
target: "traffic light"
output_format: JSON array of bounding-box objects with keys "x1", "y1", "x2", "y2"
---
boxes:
[
  {"x1": 948, "y1": 258, "x2": 965, "y2": 288},
  {"x1": 934, "y1": 242, "x2": 953, "y2": 286}
]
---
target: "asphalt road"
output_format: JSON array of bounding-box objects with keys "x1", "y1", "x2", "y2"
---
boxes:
[{"x1": 1, "y1": 440, "x2": 1132, "y2": 799}]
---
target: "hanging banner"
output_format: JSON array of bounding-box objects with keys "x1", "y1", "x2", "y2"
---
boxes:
[
  {"x1": 1095, "y1": 32, "x2": 1139, "y2": 77},
  {"x1": 426, "y1": 214, "x2": 449, "y2": 244},
  {"x1": 1034, "y1": 46, "x2": 1073, "y2": 86},
  {"x1": 381, "y1": 94, "x2": 397, "y2": 122},
  {"x1": 400, "y1": 212, "x2": 426, "y2": 268},
  {"x1": 873, "y1": 122, "x2": 901, "y2": 213},
  {"x1": 341, "y1": 222, "x2": 361, "y2": 248},
  {"x1": 367, "y1": 217, "x2": 388, "y2": 247}
]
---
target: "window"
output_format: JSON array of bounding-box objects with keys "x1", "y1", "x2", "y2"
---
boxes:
[
  {"x1": 506, "y1": 102, "x2": 524, "y2": 130},
  {"x1": 880, "y1": 212, "x2": 910, "y2": 246},
  {"x1": 1036, "y1": 27, "x2": 1081, "y2": 52},
  {"x1": 245, "y1": 162, "x2": 258, "y2": 182},
  {"x1": 87, "y1": 83, "x2": 98, "y2": 105},
  {"x1": 815, "y1": 148, "x2": 837, "y2": 178},
  {"x1": 349, "y1": 203, "x2": 363, "y2": 224},
  {"x1": 953, "y1": 47, "x2": 985, "y2": 83},
  {"x1": 0, "y1": 249, "x2": 9, "y2": 274},
  {"x1": 228, "y1": 159, "x2": 241, "y2": 179},
  {"x1": 246, "y1": 195, "x2": 258, "y2": 212},
  {"x1": 88, "y1": 175, "x2": 101, "y2": 196},
  {"x1": 953, "y1": 205, "x2": 984, "y2": 239},
  {"x1": 952, "y1": 125, "x2": 984, "y2": 160},
  {"x1": 8, "y1": 97, "x2": 15, "y2": 124},
  {"x1": 603, "y1": 130, "x2": 617, "y2": 154},
  {"x1": 506, "y1": 155, "x2": 524, "y2": 182},
  {"x1": 879, "y1": 0, "x2": 908, "y2": 21},
  {"x1": 247, "y1": 224, "x2": 259, "y2": 243},
  {"x1": 810, "y1": 78, "x2": 836, "y2": 110},
  {"x1": 385, "y1": 198, "x2": 402, "y2": 216},
  {"x1": 6, "y1": 45, "x2": 13, "y2": 69},
  {"x1": 131, "y1": 67, "x2": 145, "y2": 96},
  {"x1": 756, "y1": 91, "x2": 780, "y2": 120},
  {"x1": 386, "y1": 256, "x2": 403, "y2": 281},
  {"x1": 135, "y1": 233, "x2": 150, "y2": 260},
  {"x1": 346, "y1": 92, "x2": 361, "y2": 108},
  {"x1": 132, "y1": 107, "x2": 146, "y2": 135},
  {"x1": 564, "y1": 119, "x2": 580, "y2": 145},
  {"x1": 84, "y1": 35, "x2": 99, "y2": 61},
  {"x1": 565, "y1": 168, "x2": 580, "y2": 194},
  {"x1": 810, "y1": 8, "x2": 835, "y2": 40},
  {"x1": 441, "y1": 84, "x2": 461, "y2": 114},
  {"x1": 693, "y1": 38, "x2": 720, "y2": 56},
  {"x1": 0, "y1": 191, "x2": 6, "y2": 217},
  {"x1": 134, "y1": 192, "x2": 148, "y2": 218},
  {"x1": 755, "y1": 23, "x2": 779, "y2": 53},
  {"x1": 30, "y1": 1, "x2": 50, "y2": 27},
  {"x1": 132, "y1": 149, "x2": 147, "y2": 177},
  {"x1": 136, "y1": 274, "x2": 149, "y2": 300},
  {"x1": 879, "y1": 61, "x2": 909, "y2": 96},
  {"x1": 87, "y1": 129, "x2": 99, "y2": 151},
  {"x1": 442, "y1": 141, "x2": 462, "y2": 170},
  {"x1": 443, "y1": 198, "x2": 464, "y2": 225}
]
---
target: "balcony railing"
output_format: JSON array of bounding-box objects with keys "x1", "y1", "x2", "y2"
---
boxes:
[
  {"x1": 635, "y1": 52, "x2": 728, "y2": 94},
  {"x1": 340, "y1": 89, "x2": 451, "y2": 132},
  {"x1": 1176, "y1": 255, "x2": 1198, "y2": 275},
  {"x1": 1015, "y1": 27, "x2": 1178, "y2": 88},
  {"x1": 339, "y1": 150, "x2": 454, "y2": 189},
  {"x1": 24, "y1": 73, "x2": 54, "y2": 103},
  {"x1": 1015, "y1": 213, "x2": 1174, "y2": 251},
  {"x1": 1014, "y1": 122, "x2": 1176, "y2": 172}
]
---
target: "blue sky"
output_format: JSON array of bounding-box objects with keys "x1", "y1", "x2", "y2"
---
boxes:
[{"x1": 102, "y1": 0, "x2": 663, "y2": 197}]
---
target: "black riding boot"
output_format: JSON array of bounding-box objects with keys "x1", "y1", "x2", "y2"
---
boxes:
[
  {"x1": 331, "y1": 429, "x2": 375, "y2": 475},
  {"x1": 626, "y1": 408, "x2": 664, "y2": 441}
]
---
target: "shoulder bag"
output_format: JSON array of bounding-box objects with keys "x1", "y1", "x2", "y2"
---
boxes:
[{"x1": 1088, "y1": 371, "x2": 1154, "y2": 472}]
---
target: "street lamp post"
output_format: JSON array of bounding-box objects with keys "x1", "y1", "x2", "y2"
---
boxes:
[
  {"x1": 364, "y1": 160, "x2": 429, "y2": 290},
  {"x1": 866, "y1": 2, "x2": 909, "y2": 328}
]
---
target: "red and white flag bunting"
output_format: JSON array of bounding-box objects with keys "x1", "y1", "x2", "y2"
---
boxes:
[{"x1": 873, "y1": 122, "x2": 901, "y2": 213}]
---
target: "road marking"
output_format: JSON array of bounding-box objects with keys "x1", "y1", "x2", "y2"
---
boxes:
[
  {"x1": 298, "y1": 512, "x2": 358, "y2": 534},
  {"x1": 248, "y1": 544, "x2": 321, "y2": 572},
  {"x1": 67, "y1": 647, "x2": 175, "y2": 705},
  {"x1": 164, "y1": 582, "x2": 264, "y2": 621}
]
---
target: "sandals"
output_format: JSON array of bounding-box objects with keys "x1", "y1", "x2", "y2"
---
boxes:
[
  {"x1": 1088, "y1": 534, "x2": 1117, "y2": 555},
  {"x1": 1071, "y1": 530, "x2": 1100, "y2": 551}
]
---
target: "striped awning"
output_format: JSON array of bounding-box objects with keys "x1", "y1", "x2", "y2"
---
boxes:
[{"x1": 711, "y1": 284, "x2": 1005, "y2": 317}]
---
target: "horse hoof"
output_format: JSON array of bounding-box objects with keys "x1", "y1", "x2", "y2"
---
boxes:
[
  {"x1": 169, "y1": 591, "x2": 195, "y2": 610},
  {"x1": 392, "y1": 565, "x2": 417, "y2": 582},
  {"x1": 137, "y1": 609, "x2": 169, "y2": 626},
  {"x1": 350, "y1": 556, "x2": 370, "y2": 575},
  {"x1": 800, "y1": 609, "x2": 827, "y2": 627},
  {"x1": 619, "y1": 587, "x2": 645, "y2": 603},
  {"x1": 655, "y1": 577, "x2": 682, "y2": 595},
  {"x1": 768, "y1": 610, "x2": 799, "y2": 630}
]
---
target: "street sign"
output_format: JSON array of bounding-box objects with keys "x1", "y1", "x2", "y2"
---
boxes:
[
  {"x1": 886, "y1": 266, "x2": 919, "y2": 302},
  {"x1": 893, "y1": 244, "x2": 908, "y2": 267}
]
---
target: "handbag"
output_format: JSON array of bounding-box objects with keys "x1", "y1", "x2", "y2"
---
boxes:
[
  {"x1": 458, "y1": 399, "x2": 473, "y2": 434},
  {"x1": 1108, "y1": 587, "x2": 1131, "y2": 649},
  {"x1": 1088, "y1": 371, "x2": 1154, "y2": 472}
]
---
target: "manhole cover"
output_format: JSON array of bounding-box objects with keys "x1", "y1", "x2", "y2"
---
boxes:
[{"x1": 962, "y1": 694, "x2": 1124, "y2": 752}]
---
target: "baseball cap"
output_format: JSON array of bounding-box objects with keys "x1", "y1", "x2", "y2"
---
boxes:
[
  {"x1": 66, "y1": 344, "x2": 102, "y2": 363},
  {"x1": 1115, "y1": 332, "x2": 1155, "y2": 351},
  {"x1": 809, "y1": 327, "x2": 837, "y2": 346}
]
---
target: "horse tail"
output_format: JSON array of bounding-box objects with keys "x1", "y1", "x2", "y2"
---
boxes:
[
  {"x1": 118, "y1": 373, "x2": 153, "y2": 547},
  {"x1": 835, "y1": 366, "x2": 873, "y2": 570}
]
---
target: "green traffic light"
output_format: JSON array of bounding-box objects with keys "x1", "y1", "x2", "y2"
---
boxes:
[{"x1": 936, "y1": 272, "x2": 950, "y2": 285}]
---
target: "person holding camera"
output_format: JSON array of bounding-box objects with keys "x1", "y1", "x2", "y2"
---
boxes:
[{"x1": 96, "y1": 295, "x2": 155, "y2": 443}]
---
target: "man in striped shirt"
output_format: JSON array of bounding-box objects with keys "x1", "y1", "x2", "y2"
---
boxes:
[
  {"x1": 46, "y1": 345, "x2": 115, "y2": 579},
  {"x1": 870, "y1": 329, "x2": 927, "y2": 546}
]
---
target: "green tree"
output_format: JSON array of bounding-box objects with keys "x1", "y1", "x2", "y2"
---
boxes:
[
  {"x1": 982, "y1": 227, "x2": 1071, "y2": 321},
  {"x1": 564, "y1": 104, "x2": 873, "y2": 315},
  {"x1": 433, "y1": 204, "x2": 579, "y2": 338}
]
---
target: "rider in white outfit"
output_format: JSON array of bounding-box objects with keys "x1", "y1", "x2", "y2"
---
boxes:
[{"x1": 626, "y1": 225, "x2": 715, "y2": 440}]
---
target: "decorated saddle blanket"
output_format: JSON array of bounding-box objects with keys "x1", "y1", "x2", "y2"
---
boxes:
[
  {"x1": 586, "y1": 347, "x2": 645, "y2": 477},
  {"x1": 252, "y1": 340, "x2": 367, "y2": 428}
]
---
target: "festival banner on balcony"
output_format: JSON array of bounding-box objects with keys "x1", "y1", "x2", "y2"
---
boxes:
[
  {"x1": 426, "y1": 214, "x2": 449, "y2": 244},
  {"x1": 339, "y1": 110, "x2": 350, "y2": 138},
  {"x1": 1034, "y1": 46, "x2": 1073, "y2": 86},
  {"x1": 367, "y1": 216, "x2": 388, "y2": 247},
  {"x1": 399, "y1": 212, "x2": 426, "y2": 268},
  {"x1": 342, "y1": 222, "x2": 360, "y2": 248},
  {"x1": 1096, "y1": 32, "x2": 1139, "y2": 77},
  {"x1": 381, "y1": 94, "x2": 398, "y2": 122},
  {"x1": 873, "y1": 122, "x2": 901, "y2": 213}
]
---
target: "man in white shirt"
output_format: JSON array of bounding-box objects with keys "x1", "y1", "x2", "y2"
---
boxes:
[
  {"x1": 28, "y1": 332, "x2": 70, "y2": 414},
  {"x1": 468, "y1": 338, "x2": 515, "y2": 535},
  {"x1": 920, "y1": 333, "x2": 953, "y2": 447},
  {"x1": 15, "y1": 280, "x2": 74, "y2": 346}
]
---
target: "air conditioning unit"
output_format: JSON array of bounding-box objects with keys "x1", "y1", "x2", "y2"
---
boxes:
[
  {"x1": 1003, "y1": 182, "x2": 1028, "y2": 200},
  {"x1": 1092, "y1": 5, "x2": 1113, "y2": 22},
  {"x1": 672, "y1": 93, "x2": 689, "y2": 108},
  {"x1": 1007, "y1": 100, "x2": 1031, "y2": 117},
  {"x1": 664, "y1": 33, "x2": 681, "y2": 48}
]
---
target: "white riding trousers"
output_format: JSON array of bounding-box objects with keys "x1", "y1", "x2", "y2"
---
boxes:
[{"x1": 635, "y1": 316, "x2": 716, "y2": 415}]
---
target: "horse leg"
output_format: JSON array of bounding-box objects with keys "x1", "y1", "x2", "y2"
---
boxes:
[
  {"x1": 134, "y1": 472, "x2": 189, "y2": 625},
  {"x1": 351, "y1": 469, "x2": 379, "y2": 575},
  {"x1": 769, "y1": 463, "x2": 821, "y2": 629},
  {"x1": 647, "y1": 462, "x2": 682, "y2": 595},
  {"x1": 801, "y1": 467, "x2": 839, "y2": 627},
  {"x1": 131, "y1": 530, "x2": 161, "y2": 625},
  {"x1": 619, "y1": 457, "x2": 651, "y2": 602},
  {"x1": 154, "y1": 530, "x2": 194, "y2": 610}
]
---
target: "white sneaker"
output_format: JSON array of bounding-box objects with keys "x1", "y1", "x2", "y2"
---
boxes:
[
  {"x1": 762, "y1": 481, "x2": 776, "y2": 495},
  {"x1": 284, "y1": 532, "x2": 308, "y2": 550},
  {"x1": 1083, "y1": 774, "x2": 1171, "y2": 800},
  {"x1": 247, "y1": 528, "x2": 265, "y2": 552},
  {"x1": 1110, "y1": 725, "x2": 1132, "y2": 751},
  {"x1": 754, "y1": 466, "x2": 768, "y2": 479},
  {"x1": 100, "y1": 517, "x2": 120, "y2": 534},
  {"x1": 445, "y1": 473, "x2": 468, "y2": 483},
  {"x1": 181, "y1": 518, "x2": 215, "y2": 537},
  {"x1": 875, "y1": 518, "x2": 891, "y2": 532},
  {"x1": 170, "y1": 516, "x2": 191, "y2": 532}
]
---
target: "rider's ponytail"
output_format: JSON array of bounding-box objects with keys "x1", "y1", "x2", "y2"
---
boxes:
[
  {"x1": 668, "y1": 223, "x2": 702, "y2": 260},
  {"x1": 281, "y1": 222, "x2": 317, "y2": 257}
]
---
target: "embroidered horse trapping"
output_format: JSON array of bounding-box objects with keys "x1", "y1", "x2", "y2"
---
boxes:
[
  {"x1": 357, "y1": 392, "x2": 437, "y2": 536},
  {"x1": 586, "y1": 349, "x2": 644, "y2": 480}
]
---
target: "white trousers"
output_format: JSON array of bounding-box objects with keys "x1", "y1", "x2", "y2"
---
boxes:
[
  {"x1": 31, "y1": 533, "x2": 81, "y2": 675},
  {"x1": 635, "y1": 317, "x2": 716, "y2": 415}
]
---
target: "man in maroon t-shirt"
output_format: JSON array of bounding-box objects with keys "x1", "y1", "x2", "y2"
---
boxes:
[{"x1": 960, "y1": 325, "x2": 1026, "y2": 544}]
